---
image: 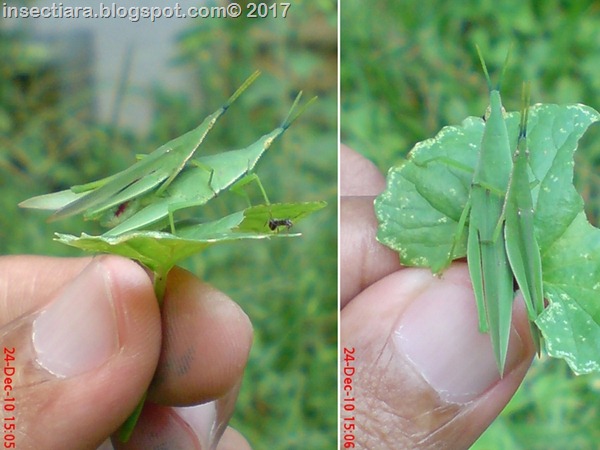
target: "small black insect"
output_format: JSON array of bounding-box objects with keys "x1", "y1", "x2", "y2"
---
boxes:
[{"x1": 268, "y1": 218, "x2": 293, "y2": 232}]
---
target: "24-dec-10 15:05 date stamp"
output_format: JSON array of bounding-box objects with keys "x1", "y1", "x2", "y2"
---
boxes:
[{"x1": 3, "y1": 347, "x2": 16, "y2": 448}]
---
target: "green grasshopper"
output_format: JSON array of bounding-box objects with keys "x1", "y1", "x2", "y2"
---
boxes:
[
  {"x1": 464, "y1": 47, "x2": 515, "y2": 374},
  {"x1": 19, "y1": 70, "x2": 261, "y2": 220},
  {"x1": 502, "y1": 85, "x2": 545, "y2": 353},
  {"x1": 450, "y1": 48, "x2": 544, "y2": 373},
  {"x1": 21, "y1": 91, "x2": 316, "y2": 237},
  {"x1": 100, "y1": 91, "x2": 315, "y2": 236}
]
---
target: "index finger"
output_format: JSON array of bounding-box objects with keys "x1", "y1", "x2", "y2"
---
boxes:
[
  {"x1": 340, "y1": 145, "x2": 403, "y2": 308},
  {"x1": 340, "y1": 144, "x2": 386, "y2": 196}
]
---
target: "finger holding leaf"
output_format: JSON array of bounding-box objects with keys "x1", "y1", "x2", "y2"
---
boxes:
[
  {"x1": 19, "y1": 75, "x2": 326, "y2": 442},
  {"x1": 375, "y1": 48, "x2": 600, "y2": 376}
]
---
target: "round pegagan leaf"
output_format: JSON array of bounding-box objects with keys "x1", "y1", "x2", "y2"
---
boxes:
[
  {"x1": 375, "y1": 113, "x2": 519, "y2": 273},
  {"x1": 375, "y1": 103, "x2": 600, "y2": 374},
  {"x1": 538, "y1": 212, "x2": 600, "y2": 374},
  {"x1": 529, "y1": 105, "x2": 600, "y2": 374}
]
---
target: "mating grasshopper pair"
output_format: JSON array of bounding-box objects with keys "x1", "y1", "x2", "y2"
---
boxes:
[
  {"x1": 375, "y1": 49, "x2": 600, "y2": 377},
  {"x1": 19, "y1": 72, "x2": 319, "y2": 442},
  {"x1": 20, "y1": 71, "x2": 315, "y2": 237},
  {"x1": 446, "y1": 48, "x2": 544, "y2": 374}
]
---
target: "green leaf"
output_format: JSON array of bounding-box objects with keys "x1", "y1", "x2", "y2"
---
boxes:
[
  {"x1": 375, "y1": 114, "x2": 514, "y2": 273},
  {"x1": 55, "y1": 201, "x2": 326, "y2": 276},
  {"x1": 375, "y1": 103, "x2": 600, "y2": 374}
]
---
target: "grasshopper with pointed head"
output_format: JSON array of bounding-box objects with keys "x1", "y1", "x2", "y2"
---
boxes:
[
  {"x1": 450, "y1": 47, "x2": 544, "y2": 373},
  {"x1": 19, "y1": 71, "x2": 261, "y2": 221}
]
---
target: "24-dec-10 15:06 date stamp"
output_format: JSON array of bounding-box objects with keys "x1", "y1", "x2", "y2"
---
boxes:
[
  {"x1": 3, "y1": 347, "x2": 16, "y2": 448},
  {"x1": 341, "y1": 347, "x2": 356, "y2": 448}
]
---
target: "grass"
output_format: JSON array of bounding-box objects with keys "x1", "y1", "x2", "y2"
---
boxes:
[{"x1": 342, "y1": 0, "x2": 600, "y2": 448}]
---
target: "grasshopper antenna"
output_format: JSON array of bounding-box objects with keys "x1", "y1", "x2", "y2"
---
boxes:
[
  {"x1": 475, "y1": 43, "x2": 512, "y2": 91},
  {"x1": 519, "y1": 81, "x2": 531, "y2": 138},
  {"x1": 225, "y1": 70, "x2": 261, "y2": 108},
  {"x1": 475, "y1": 44, "x2": 493, "y2": 91},
  {"x1": 280, "y1": 92, "x2": 318, "y2": 130}
]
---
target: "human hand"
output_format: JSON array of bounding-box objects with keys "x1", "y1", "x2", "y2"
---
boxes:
[
  {"x1": 0, "y1": 255, "x2": 252, "y2": 449},
  {"x1": 340, "y1": 144, "x2": 536, "y2": 448}
]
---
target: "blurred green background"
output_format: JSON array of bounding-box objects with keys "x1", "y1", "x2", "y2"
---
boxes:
[
  {"x1": 1, "y1": 1, "x2": 336, "y2": 448},
  {"x1": 342, "y1": 0, "x2": 600, "y2": 449}
]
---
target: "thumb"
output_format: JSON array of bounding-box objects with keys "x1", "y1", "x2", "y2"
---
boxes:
[
  {"x1": 341, "y1": 263, "x2": 535, "y2": 449},
  {"x1": 1, "y1": 256, "x2": 161, "y2": 449}
]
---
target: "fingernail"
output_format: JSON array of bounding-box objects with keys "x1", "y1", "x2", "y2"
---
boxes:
[
  {"x1": 131, "y1": 389, "x2": 240, "y2": 449},
  {"x1": 33, "y1": 260, "x2": 119, "y2": 378},
  {"x1": 393, "y1": 277, "x2": 525, "y2": 403},
  {"x1": 175, "y1": 380, "x2": 241, "y2": 448}
]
